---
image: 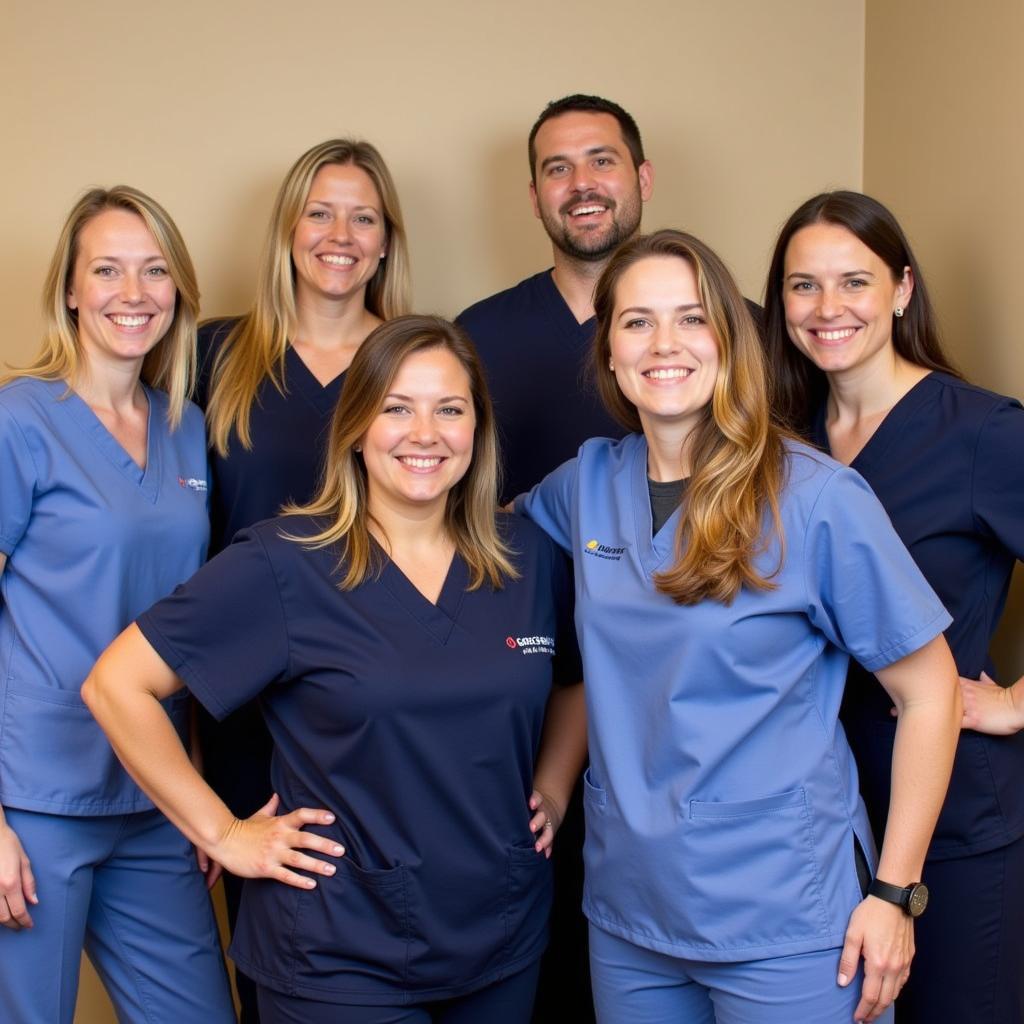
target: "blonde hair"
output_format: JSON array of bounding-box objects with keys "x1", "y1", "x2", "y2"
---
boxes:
[
  {"x1": 3, "y1": 186, "x2": 199, "y2": 427},
  {"x1": 282, "y1": 315, "x2": 517, "y2": 591},
  {"x1": 593, "y1": 229, "x2": 787, "y2": 605},
  {"x1": 205, "y1": 139, "x2": 412, "y2": 454}
]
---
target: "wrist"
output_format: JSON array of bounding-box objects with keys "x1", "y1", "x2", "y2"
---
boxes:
[{"x1": 1008, "y1": 678, "x2": 1024, "y2": 730}]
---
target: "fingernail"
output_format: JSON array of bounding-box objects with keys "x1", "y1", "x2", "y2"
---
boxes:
[
  {"x1": 324, "y1": 864, "x2": 336, "y2": 875},
  {"x1": 323, "y1": 813, "x2": 335, "y2": 823},
  {"x1": 305, "y1": 879, "x2": 317, "y2": 889},
  {"x1": 837, "y1": 973, "x2": 848, "y2": 986},
  {"x1": 332, "y1": 844, "x2": 343, "y2": 855}
]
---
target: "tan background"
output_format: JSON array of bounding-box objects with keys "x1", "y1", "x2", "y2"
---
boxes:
[{"x1": 0, "y1": 0, "x2": 1019, "y2": 1020}]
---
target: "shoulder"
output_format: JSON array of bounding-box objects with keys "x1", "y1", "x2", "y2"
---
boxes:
[
  {"x1": 197, "y1": 316, "x2": 242, "y2": 358},
  {"x1": 578, "y1": 432, "x2": 641, "y2": 469},
  {"x1": 0, "y1": 377, "x2": 60, "y2": 417},
  {"x1": 919, "y1": 371, "x2": 1021, "y2": 423},
  {"x1": 779, "y1": 437, "x2": 869, "y2": 516},
  {"x1": 456, "y1": 271, "x2": 554, "y2": 329},
  {"x1": 499, "y1": 511, "x2": 566, "y2": 577}
]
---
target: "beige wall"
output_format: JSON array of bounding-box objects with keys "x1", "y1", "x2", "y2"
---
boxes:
[
  {"x1": 5, "y1": 2, "x2": 866, "y2": 1021},
  {"x1": 864, "y1": 0, "x2": 1024, "y2": 677}
]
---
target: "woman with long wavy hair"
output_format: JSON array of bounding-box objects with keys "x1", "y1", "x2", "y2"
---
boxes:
[
  {"x1": 516, "y1": 229, "x2": 961, "y2": 1023},
  {"x1": 195, "y1": 137, "x2": 411, "y2": 1018},
  {"x1": 763, "y1": 190, "x2": 1024, "y2": 1022},
  {"x1": 85, "y1": 315, "x2": 586, "y2": 1023},
  {"x1": 0, "y1": 187, "x2": 233, "y2": 1022}
]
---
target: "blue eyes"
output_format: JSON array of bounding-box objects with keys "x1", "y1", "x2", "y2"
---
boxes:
[{"x1": 382, "y1": 405, "x2": 464, "y2": 416}]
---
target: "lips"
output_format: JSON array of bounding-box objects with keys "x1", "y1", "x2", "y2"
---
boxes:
[
  {"x1": 106, "y1": 314, "x2": 153, "y2": 328},
  {"x1": 396, "y1": 455, "x2": 444, "y2": 470},
  {"x1": 809, "y1": 327, "x2": 859, "y2": 344},
  {"x1": 642, "y1": 366, "x2": 693, "y2": 381},
  {"x1": 561, "y1": 193, "x2": 613, "y2": 218},
  {"x1": 318, "y1": 253, "x2": 356, "y2": 267}
]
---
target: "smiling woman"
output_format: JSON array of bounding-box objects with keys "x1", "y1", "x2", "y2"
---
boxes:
[{"x1": 0, "y1": 187, "x2": 234, "y2": 1023}]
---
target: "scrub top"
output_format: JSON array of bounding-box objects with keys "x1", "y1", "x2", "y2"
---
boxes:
[
  {"x1": 137, "y1": 513, "x2": 581, "y2": 1004},
  {"x1": 0, "y1": 377, "x2": 208, "y2": 815},
  {"x1": 517, "y1": 434, "x2": 950, "y2": 962},
  {"x1": 813, "y1": 371, "x2": 1024, "y2": 860}
]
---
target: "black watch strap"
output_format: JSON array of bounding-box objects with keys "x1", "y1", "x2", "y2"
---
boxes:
[{"x1": 868, "y1": 878, "x2": 929, "y2": 917}]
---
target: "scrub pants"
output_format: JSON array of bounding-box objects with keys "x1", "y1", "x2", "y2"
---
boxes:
[
  {"x1": 896, "y1": 831, "x2": 1024, "y2": 1023},
  {"x1": 0, "y1": 807, "x2": 235, "y2": 1024},
  {"x1": 589, "y1": 924, "x2": 893, "y2": 1024},
  {"x1": 256, "y1": 961, "x2": 541, "y2": 1023}
]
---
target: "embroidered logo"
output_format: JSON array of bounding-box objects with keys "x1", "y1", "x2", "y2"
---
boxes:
[
  {"x1": 178, "y1": 476, "x2": 208, "y2": 493},
  {"x1": 583, "y1": 538, "x2": 625, "y2": 561},
  {"x1": 505, "y1": 635, "x2": 556, "y2": 656}
]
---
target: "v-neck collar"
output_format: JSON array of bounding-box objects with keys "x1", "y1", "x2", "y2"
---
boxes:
[
  {"x1": 378, "y1": 546, "x2": 468, "y2": 645},
  {"x1": 812, "y1": 372, "x2": 937, "y2": 473},
  {"x1": 538, "y1": 270, "x2": 597, "y2": 350},
  {"x1": 58, "y1": 381, "x2": 160, "y2": 502},
  {"x1": 628, "y1": 436, "x2": 682, "y2": 577},
  {"x1": 285, "y1": 344, "x2": 346, "y2": 417}
]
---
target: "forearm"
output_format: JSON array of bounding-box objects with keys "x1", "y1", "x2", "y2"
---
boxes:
[
  {"x1": 82, "y1": 627, "x2": 235, "y2": 853},
  {"x1": 533, "y1": 684, "x2": 587, "y2": 814}
]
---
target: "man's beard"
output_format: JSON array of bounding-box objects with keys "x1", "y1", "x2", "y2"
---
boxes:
[{"x1": 541, "y1": 188, "x2": 643, "y2": 263}]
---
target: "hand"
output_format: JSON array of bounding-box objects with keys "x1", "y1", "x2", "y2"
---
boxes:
[
  {"x1": 528, "y1": 789, "x2": 565, "y2": 859},
  {"x1": 195, "y1": 845, "x2": 224, "y2": 890},
  {"x1": 208, "y1": 793, "x2": 345, "y2": 890},
  {"x1": 838, "y1": 896, "x2": 914, "y2": 1023},
  {"x1": 960, "y1": 672, "x2": 1024, "y2": 735},
  {"x1": 0, "y1": 822, "x2": 37, "y2": 931}
]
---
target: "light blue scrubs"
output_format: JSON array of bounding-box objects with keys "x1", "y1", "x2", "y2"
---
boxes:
[
  {"x1": 0, "y1": 377, "x2": 234, "y2": 1023},
  {"x1": 518, "y1": 434, "x2": 951, "y2": 1019}
]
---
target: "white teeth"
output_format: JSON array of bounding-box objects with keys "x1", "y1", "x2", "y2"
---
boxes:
[
  {"x1": 320, "y1": 254, "x2": 356, "y2": 266},
  {"x1": 571, "y1": 205, "x2": 605, "y2": 216},
  {"x1": 644, "y1": 367, "x2": 692, "y2": 380},
  {"x1": 109, "y1": 315, "x2": 151, "y2": 327},
  {"x1": 398, "y1": 456, "x2": 442, "y2": 468},
  {"x1": 816, "y1": 328, "x2": 856, "y2": 341}
]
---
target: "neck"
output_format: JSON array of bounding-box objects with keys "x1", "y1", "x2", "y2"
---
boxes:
[
  {"x1": 642, "y1": 417, "x2": 697, "y2": 482},
  {"x1": 550, "y1": 251, "x2": 608, "y2": 325},
  {"x1": 294, "y1": 290, "x2": 382, "y2": 351},
  {"x1": 72, "y1": 353, "x2": 145, "y2": 415},
  {"x1": 367, "y1": 494, "x2": 450, "y2": 555},
  {"x1": 826, "y1": 349, "x2": 930, "y2": 424}
]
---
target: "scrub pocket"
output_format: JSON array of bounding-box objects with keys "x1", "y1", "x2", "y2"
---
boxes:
[
  {"x1": 685, "y1": 788, "x2": 830, "y2": 949},
  {"x1": 504, "y1": 843, "x2": 553, "y2": 956}
]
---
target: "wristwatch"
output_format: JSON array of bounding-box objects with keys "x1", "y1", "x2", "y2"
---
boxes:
[{"x1": 868, "y1": 878, "x2": 929, "y2": 918}]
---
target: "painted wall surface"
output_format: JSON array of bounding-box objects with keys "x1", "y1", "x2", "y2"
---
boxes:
[
  {"x1": 864, "y1": 0, "x2": 1024, "y2": 678},
  {"x1": 1, "y1": 3, "x2": 871, "y2": 1021}
]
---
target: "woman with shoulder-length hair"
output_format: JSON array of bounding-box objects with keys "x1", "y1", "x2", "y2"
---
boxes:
[
  {"x1": 0, "y1": 186, "x2": 234, "y2": 1023},
  {"x1": 763, "y1": 189, "x2": 1024, "y2": 1022},
  {"x1": 515, "y1": 228, "x2": 961, "y2": 1023},
  {"x1": 85, "y1": 315, "x2": 586, "y2": 1023},
  {"x1": 195, "y1": 137, "x2": 411, "y2": 1017}
]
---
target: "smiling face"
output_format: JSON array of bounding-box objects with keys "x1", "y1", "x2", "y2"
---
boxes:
[
  {"x1": 291, "y1": 162, "x2": 387, "y2": 309},
  {"x1": 608, "y1": 255, "x2": 719, "y2": 441},
  {"x1": 530, "y1": 111, "x2": 653, "y2": 262},
  {"x1": 66, "y1": 208, "x2": 177, "y2": 373},
  {"x1": 783, "y1": 222, "x2": 913, "y2": 377},
  {"x1": 360, "y1": 346, "x2": 476, "y2": 521}
]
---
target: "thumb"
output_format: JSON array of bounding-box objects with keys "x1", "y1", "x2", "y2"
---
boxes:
[
  {"x1": 980, "y1": 671, "x2": 996, "y2": 685},
  {"x1": 837, "y1": 932, "x2": 862, "y2": 986},
  {"x1": 254, "y1": 792, "x2": 280, "y2": 819},
  {"x1": 21, "y1": 860, "x2": 38, "y2": 905}
]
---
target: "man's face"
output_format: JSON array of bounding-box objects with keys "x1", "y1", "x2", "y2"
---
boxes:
[{"x1": 530, "y1": 111, "x2": 653, "y2": 262}]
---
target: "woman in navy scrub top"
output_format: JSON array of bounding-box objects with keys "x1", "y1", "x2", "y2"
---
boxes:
[
  {"x1": 0, "y1": 188, "x2": 234, "y2": 1022},
  {"x1": 85, "y1": 315, "x2": 587, "y2": 1023},
  {"x1": 516, "y1": 230, "x2": 962, "y2": 1024},
  {"x1": 197, "y1": 138, "x2": 410, "y2": 1019},
  {"x1": 763, "y1": 190, "x2": 1024, "y2": 1023}
]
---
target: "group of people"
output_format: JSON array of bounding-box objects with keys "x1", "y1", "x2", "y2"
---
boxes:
[{"x1": 0, "y1": 93, "x2": 1021, "y2": 1024}]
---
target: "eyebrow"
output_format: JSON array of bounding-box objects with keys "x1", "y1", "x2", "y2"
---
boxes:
[
  {"x1": 539, "y1": 144, "x2": 621, "y2": 172},
  {"x1": 305, "y1": 199, "x2": 380, "y2": 212},
  {"x1": 87, "y1": 254, "x2": 165, "y2": 264},
  {"x1": 385, "y1": 393, "x2": 469, "y2": 403},
  {"x1": 785, "y1": 270, "x2": 876, "y2": 280},
  {"x1": 618, "y1": 303, "x2": 702, "y2": 316}
]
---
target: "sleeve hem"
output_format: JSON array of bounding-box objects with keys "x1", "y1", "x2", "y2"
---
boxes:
[{"x1": 857, "y1": 609, "x2": 953, "y2": 672}]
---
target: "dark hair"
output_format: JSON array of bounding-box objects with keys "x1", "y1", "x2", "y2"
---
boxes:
[
  {"x1": 528, "y1": 94, "x2": 645, "y2": 182},
  {"x1": 763, "y1": 190, "x2": 959, "y2": 433}
]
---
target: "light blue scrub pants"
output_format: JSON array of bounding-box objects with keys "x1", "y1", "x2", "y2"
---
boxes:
[
  {"x1": 590, "y1": 924, "x2": 894, "y2": 1023},
  {"x1": 0, "y1": 807, "x2": 235, "y2": 1024}
]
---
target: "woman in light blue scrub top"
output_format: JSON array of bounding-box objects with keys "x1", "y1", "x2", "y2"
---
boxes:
[
  {"x1": 516, "y1": 230, "x2": 962, "y2": 1024},
  {"x1": 0, "y1": 187, "x2": 234, "y2": 1023}
]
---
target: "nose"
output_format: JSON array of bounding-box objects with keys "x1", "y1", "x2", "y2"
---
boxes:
[
  {"x1": 650, "y1": 323, "x2": 680, "y2": 356},
  {"x1": 816, "y1": 286, "x2": 845, "y2": 319},
  {"x1": 121, "y1": 271, "x2": 144, "y2": 304},
  {"x1": 329, "y1": 218, "x2": 352, "y2": 244},
  {"x1": 407, "y1": 412, "x2": 437, "y2": 445},
  {"x1": 570, "y1": 163, "x2": 596, "y2": 193}
]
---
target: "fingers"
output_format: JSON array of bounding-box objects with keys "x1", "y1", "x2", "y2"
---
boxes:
[
  {"x1": 0, "y1": 888, "x2": 33, "y2": 930},
  {"x1": 204, "y1": 861, "x2": 224, "y2": 890},
  {"x1": 836, "y1": 932, "x2": 861, "y2": 987},
  {"x1": 254, "y1": 792, "x2": 281, "y2": 818}
]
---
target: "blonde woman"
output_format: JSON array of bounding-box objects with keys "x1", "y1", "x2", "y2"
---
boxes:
[
  {"x1": 515, "y1": 230, "x2": 961, "y2": 1024},
  {"x1": 195, "y1": 137, "x2": 410, "y2": 1017},
  {"x1": 0, "y1": 188, "x2": 233, "y2": 1022},
  {"x1": 85, "y1": 316, "x2": 586, "y2": 1023}
]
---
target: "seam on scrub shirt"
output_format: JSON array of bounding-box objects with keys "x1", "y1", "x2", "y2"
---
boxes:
[{"x1": 252, "y1": 526, "x2": 296, "y2": 680}]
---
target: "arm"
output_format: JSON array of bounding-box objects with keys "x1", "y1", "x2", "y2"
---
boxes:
[
  {"x1": 0, "y1": 552, "x2": 38, "y2": 931},
  {"x1": 838, "y1": 633, "x2": 961, "y2": 1023},
  {"x1": 82, "y1": 623, "x2": 344, "y2": 889},
  {"x1": 528, "y1": 684, "x2": 587, "y2": 856}
]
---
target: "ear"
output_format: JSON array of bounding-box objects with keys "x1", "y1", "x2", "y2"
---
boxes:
[
  {"x1": 529, "y1": 180, "x2": 541, "y2": 221},
  {"x1": 66, "y1": 286, "x2": 78, "y2": 311},
  {"x1": 638, "y1": 160, "x2": 654, "y2": 203},
  {"x1": 896, "y1": 265, "x2": 915, "y2": 310}
]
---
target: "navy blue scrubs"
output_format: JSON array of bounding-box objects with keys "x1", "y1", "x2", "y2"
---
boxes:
[
  {"x1": 138, "y1": 513, "x2": 580, "y2": 1008},
  {"x1": 813, "y1": 371, "x2": 1024, "y2": 1021}
]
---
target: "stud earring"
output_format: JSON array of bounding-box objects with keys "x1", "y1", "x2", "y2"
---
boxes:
[
  {"x1": 894, "y1": 306, "x2": 905, "y2": 318},
  {"x1": 354, "y1": 444, "x2": 362, "y2": 453},
  {"x1": 608, "y1": 360, "x2": 615, "y2": 372}
]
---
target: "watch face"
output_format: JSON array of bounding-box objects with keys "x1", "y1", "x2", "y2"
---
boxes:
[{"x1": 907, "y1": 883, "x2": 929, "y2": 917}]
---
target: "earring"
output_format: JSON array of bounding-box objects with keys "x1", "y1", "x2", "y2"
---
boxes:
[
  {"x1": 354, "y1": 444, "x2": 362, "y2": 453},
  {"x1": 894, "y1": 306, "x2": 905, "y2": 318},
  {"x1": 608, "y1": 360, "x2": 615, "y2": 372},
  {"x1": 379, "y1": 252, "x2": 387, "y2": 260}
]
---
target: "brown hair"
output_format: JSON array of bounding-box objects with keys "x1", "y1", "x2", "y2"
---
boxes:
[
  {"x1": 282, "y1": 315, "x2": 516, "y2": 590},
  {"x1": 593, "y1": 229, "x2": 787, "y2": 605}
]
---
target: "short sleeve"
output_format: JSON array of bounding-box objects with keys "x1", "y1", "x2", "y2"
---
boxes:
[
  {"x1": 972, "y1": 397, "x2": 1024, "y2": 561},
  {"x1": 803, "y1": 466, "x2": 952, "y2": 672},
  {"x1": 515, "y1": 456, "x2": 578, "y2": 555},
  {"x1": 0, "y1": 403, "x2": 38, "y2": 555},
  {"x1": 550, "y1": 545, "x2": 582, "y2": 687},
  {"x1": 136, "y1": 528, "x2": 290, "y2": 720}
]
